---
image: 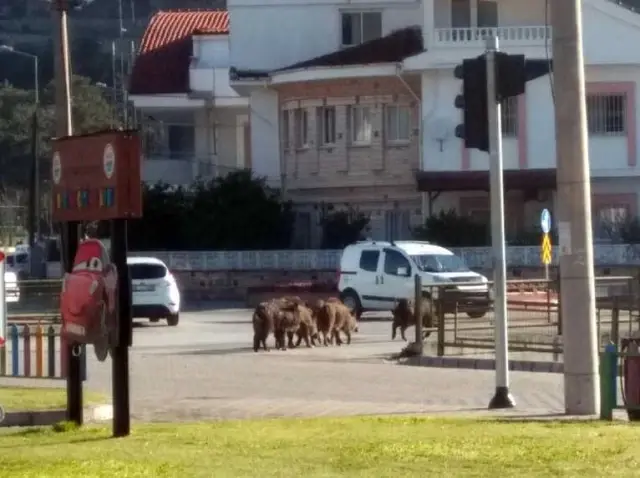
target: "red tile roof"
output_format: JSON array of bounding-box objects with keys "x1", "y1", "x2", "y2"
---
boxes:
[{"x1": 129, "y1": 10, "x2": 229, "y2": 95}]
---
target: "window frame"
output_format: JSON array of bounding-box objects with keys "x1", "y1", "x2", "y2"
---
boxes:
[
  {"x1": 383, "y1": 248, "x2": 412, "y2": 277},
  {"x1": 294, "y1": 108, "x2": 309, "y2": 149},
  {"x1": 385, "y1": 104, "x2": 411, "y2": 144},
  {"x1": 318, "y1": 106, "x2": 337, "y2": 146},
  {"x1": 586, "y1": 93, "x2": 627, "y2": 136},
  {"x1": 358, "y1": 250, "x2": 380, "y2": 272},
  {"x1": 349, "y1": 105, "x2": 373, "y2": 145},
  {"x1": 340, "y1": 11, "x2": 383, "y2": 47}
]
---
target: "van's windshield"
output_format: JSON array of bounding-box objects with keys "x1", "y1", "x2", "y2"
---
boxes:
[{"x1": 411, "y1": 254, "x2": 470, "y2": 273}]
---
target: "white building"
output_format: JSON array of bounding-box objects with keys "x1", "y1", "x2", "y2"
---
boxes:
[
  {"x1": 130, "y1": 0, "x2": 640, "y2": 244},
  {"x1": 129, "y1": 10, "x2": 250, "y2": 186}
]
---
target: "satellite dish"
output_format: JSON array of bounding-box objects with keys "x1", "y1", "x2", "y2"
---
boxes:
[{"x1": 428, "y1": 118, "x2": 452, "y2": 152}]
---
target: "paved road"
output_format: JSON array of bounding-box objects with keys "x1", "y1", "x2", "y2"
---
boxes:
[{"x1": 48, "y1": 305, "x2": 564, "y2": 422}]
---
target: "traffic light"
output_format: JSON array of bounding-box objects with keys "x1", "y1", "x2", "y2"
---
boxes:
[
  {"x1": 455, "y1": 54, "x2": 552, "y2": 153},
  {"x1": 454, "y1": 55, "x2": 488, "y2": 152}
]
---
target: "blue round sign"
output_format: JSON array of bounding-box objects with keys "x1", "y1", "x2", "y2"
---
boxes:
[{"x1": 540, "y1": 209, "x2": 551, "y2": 234}]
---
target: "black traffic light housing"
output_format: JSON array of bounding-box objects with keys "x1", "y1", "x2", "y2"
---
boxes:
[{"x1": 455, "y1": 54, "x2": 552, "y2": 152}]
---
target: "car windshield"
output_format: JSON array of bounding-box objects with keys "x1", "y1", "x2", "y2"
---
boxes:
[{"x1": 411, "y1": 254, "x2": 470, "y2": 273}]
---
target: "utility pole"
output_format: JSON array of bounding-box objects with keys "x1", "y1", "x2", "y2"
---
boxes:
[
  {"x1": 485, "y1": 37, "x2": 514, "y2": 409},
  {"x1": 52, "y1": 0, "x2": 84, "y2": 425},
  {"x1": 551, "y1": 0, "x2": 599, "y2": 414}
]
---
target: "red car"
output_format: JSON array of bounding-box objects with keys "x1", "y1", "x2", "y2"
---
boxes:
[{"x1": 60, "y1": 239, "x2": 117, "y2": 361}]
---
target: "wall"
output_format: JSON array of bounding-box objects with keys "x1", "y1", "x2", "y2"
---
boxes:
[
  {"x1": 228, "y1": 0, "x2": 421, "y2": 70},
  {"x1": 250, "y1": 89, "x2": 281, "y2": 183},
  {"x1": 431, "y1": 0, "x2": 547, "y2": 29}
]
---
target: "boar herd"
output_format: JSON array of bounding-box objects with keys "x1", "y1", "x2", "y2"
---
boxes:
[
  {"x1": 252, "y1": 295, "x2": 438, "y2": 352},
  {"x1": 252, "y1": 296, "x2": 359, "y2": 352}
]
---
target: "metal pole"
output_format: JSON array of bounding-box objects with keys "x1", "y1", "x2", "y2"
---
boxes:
[
  {"x1": 33, "y1": 55, "x2": 39, "y2": 241},
  {"x1": 551, "y1": 0, "x2": 599, "y2": 415},
  {"x1": 486, "y1": 36, "x2": 515, "y2": 409},
  {"x1": 52, "y1": 0, "x2": 83, "y2": 426},
  {"x1": 118, "y1": 0, "x2": 128, "y2": 126}
]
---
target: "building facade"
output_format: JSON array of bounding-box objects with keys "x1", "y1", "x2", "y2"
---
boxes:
[{"x1": 130, "y1": 0, "x2": 640, "y2": 245}]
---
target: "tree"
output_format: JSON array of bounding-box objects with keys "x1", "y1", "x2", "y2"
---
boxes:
[
  {"x1": 0, "y1": 75, "x2": 118, "y2": 190},
  {"x1": 412, "y1": 209, "x2": 489, "y2": 247},
  {"x1": 127, "y1": 171, "x2": 295, "y2": 251},
  {"x1": 319, "y1": 207, "x2": 370, "y2": 249}
]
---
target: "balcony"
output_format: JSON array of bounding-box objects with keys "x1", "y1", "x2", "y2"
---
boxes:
[
  {"x1": 433, "y1": 25, "x2": 551, "y2": 48},
  {"x1": 142, "y1": 155, "x2": 245, "y2": 186}
]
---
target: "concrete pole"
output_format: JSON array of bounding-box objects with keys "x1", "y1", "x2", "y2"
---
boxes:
[
  {"x1": 486, "y1": 36, "x2": 515, "y2": 409},
  {"x1": 551, "y1": 0, "x2": 600, "y2": 414}
]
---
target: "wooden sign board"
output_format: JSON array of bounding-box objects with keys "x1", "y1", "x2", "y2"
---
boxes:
[{"x1": 51, "y1": 130, "x2": 142, "y2": 222}]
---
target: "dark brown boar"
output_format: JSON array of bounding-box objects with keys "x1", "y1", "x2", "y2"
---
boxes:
[
  {"x1": 391, "y1": 298, "x2": 436, "y2": 341},
  {"x1": 252, "y1": 300, "x2": 279, "y2": 352},
  {"x1": 273, "y1": 301, "x2": 318, "y2": 350}
]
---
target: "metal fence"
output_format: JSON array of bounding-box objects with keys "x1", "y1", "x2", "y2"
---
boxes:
[{"x1": 414, "y1": 275, "x2": 640, "y2": 360}]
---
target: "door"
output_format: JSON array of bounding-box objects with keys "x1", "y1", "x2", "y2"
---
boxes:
[
  {"x1": 129, "y1": 261, "x2": 169, "y2": 306},
  {"x1": 355, "y1": 249, "x2": 385, "y2": 310},
  {"x1": 380, "y1": 248, "x2": 414, "y2": 307}
]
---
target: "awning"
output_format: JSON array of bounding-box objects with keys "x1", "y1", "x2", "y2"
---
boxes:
[{"x1": 416, "y1": 168, "x2": 557, "y2": 192}]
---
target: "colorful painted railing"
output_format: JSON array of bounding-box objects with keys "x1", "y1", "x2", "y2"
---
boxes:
[{"x1": 0, "y1": 325, "x2": 86, "y2": 380}]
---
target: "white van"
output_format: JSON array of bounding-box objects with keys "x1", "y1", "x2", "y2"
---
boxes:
[{"x1": 337, "y1": 240, "x2": 490, "y2": 318}]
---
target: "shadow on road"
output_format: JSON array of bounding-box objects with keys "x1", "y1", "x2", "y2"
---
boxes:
[
  {"x1": 171, "y1": 346, "x2": 257, "y2": 356},
  {"x1": 181, "y1": 300, "x2": 248, "y2": 312}
]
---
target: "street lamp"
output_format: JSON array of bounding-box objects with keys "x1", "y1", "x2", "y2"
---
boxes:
[{"x1": 0, "y1": 45, "x2": 41, "y2": 266}]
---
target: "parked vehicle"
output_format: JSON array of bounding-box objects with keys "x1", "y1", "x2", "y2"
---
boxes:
[
  {"x1": 129, "y1": 257, "x2": 180, "y2": 326},
  {"x1": 337, "y1": 240, "x2": 490, "y2": 318}
]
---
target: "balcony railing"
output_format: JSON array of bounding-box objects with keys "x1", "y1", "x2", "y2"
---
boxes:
[
  {"x1": 434, "y1": 25, "x2": 551, "y2": 47},
  {"x1": 143, "y1": 154, "x2": 243, "y2": 186}
]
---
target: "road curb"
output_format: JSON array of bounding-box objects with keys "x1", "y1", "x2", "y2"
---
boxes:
[
  {"x1": 0, "y1": 403, "x2": 113, "y2": 428},
  {"x1": 399, "y1": 355, "x2": 563, "y2": 374}
]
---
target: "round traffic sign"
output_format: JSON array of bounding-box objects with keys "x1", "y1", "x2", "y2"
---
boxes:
[{"x1": 540, "y1": 208, "x2": 551, "y2": 234}]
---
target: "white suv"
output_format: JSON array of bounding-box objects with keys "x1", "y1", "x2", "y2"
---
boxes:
[
  {"x1": 337, "y1": 240, "x2": 490, "y2": 319},
  {"x1": 129, "y1": 257, "x2": 180, "y2": 326}
]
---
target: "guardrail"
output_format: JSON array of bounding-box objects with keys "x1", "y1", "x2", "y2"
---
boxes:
[
  {"x1": 411, "y1": 275, "x2": 640, "y2": 359},
  {"x1": 0, "y1": 324, "x2": 86, "y2": 380}
]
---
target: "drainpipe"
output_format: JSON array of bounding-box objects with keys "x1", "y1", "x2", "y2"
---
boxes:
[{"x1": 395, "y1": 64, "x2": 427, "y2": 225}]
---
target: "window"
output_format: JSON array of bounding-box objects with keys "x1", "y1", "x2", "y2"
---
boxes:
[
  {"x1": 341, "y1": 12, "x2": 382, "y2": 47},
  {"x1": 386, "y1": 105, "x2": 411, "y2": 143},
  {"x1": 383, "y1": 249, "x2": 411, "y2": 276},
  {"x1": 593, "y1": 205, "x2": 629, "y2": 242},
  {"x1": 477, "y1": 0, "x2": 498, "y2": 27},
  {"x1": 501, "y1": 97, "x2": 518, "y2": 137},
  {"x1": 129, "y1": 263, "x2": 167, "y2": 280},
  {"x1": 350, "y1": 106, "x2": 372, "y2": 144},
  {"x1": 587, "y1": 94, "x2": 627, "y2": 135},
  {"x1": 358, "y1": 250, "x2": 380, "y2": 272},
  {"x1": 167, "y1": 125, "x2": 195, "y2": 160},
  {"x1": 281, "y1": 110, "x2": 290, "y2": 150},
  {"x1": 318, "y1": 107, "x2": 336, "y2": 145},
  {"x1": 294, "y1": 109, "x2": 308, "y2": 148},
  {"x1": 451, "y1": 0, "x2": 471, "y2": 28}
]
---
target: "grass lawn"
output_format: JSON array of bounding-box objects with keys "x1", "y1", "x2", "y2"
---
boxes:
[
  {"x1": 1, "y1": 416, "x2": 640, "y2": 477},
  {"x1": 0, "y1": 387, "x2": 107, "y2": 411}
]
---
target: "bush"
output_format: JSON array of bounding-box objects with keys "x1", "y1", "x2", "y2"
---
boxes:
[{"x1": 412, "y1": 209, "x2": 489, "y2": 247}]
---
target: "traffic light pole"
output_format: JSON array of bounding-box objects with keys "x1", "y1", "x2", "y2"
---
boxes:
[
  {"x1": 486, "y1": 36, "x2": 515, "y2": 410},
  {"x1": 551, "y1": 0, "x2": 599, "y2": 415}
]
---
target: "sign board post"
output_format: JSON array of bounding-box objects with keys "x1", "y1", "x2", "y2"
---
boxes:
[
  {"x1": 52, "y1": 129, "x2": 142, "y2": 438},
  {"x1": 540, "y1": 209, "x2": 552, "y2": 280},
  {"x1": 0, "y1": 251, "x2": 6, "y2": 350}
]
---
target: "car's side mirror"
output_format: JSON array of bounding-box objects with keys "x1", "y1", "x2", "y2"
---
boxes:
[{"x1": 397, "y1": 267, "x2": 409, "y2": 276}]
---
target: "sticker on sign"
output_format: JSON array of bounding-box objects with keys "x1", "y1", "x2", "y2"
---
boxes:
[{"x1": 540, "y1": 208, "x2": 551, "y2": 234}]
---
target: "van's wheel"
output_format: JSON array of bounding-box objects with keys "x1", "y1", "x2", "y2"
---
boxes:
[
  {"x1": 167, "y1": 313, "x2": 179, "y2": 327},
  {"x1": 467, "y1": 310, "x2": 487, "y2": 319},
  {"x1": 340, "y1": 290, "x2": 362, "y2": 319}
]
